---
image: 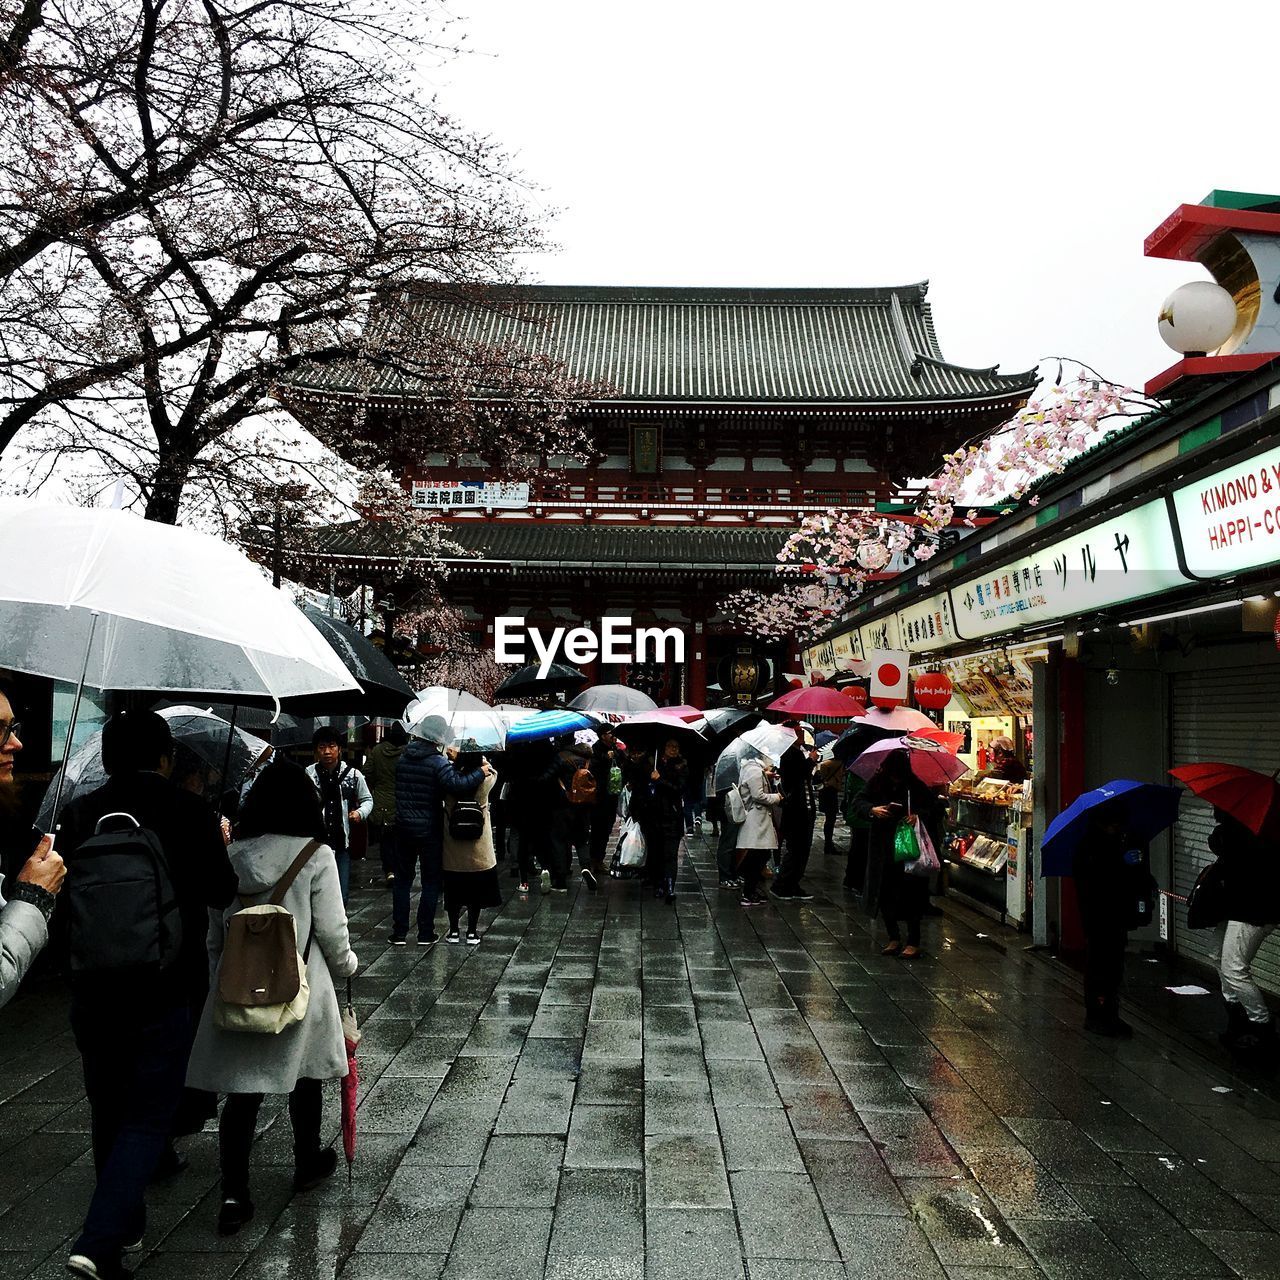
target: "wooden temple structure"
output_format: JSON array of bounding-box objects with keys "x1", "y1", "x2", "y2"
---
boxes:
[{"x1": 277, "y1": 284, "x2": 1037, "y2": 704}]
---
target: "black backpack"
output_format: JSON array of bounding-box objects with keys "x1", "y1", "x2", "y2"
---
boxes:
[
  {"x1": 66, "y1": 812, "x2": 184, "y2": 975},
  {"x1": 448, "y1": 797, "x2": 485, "y2": 841}
]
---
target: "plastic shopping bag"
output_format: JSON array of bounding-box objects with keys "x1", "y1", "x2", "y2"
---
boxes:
[
  {"x1": 893, "y1": 816, "x2": 921, "y2": 863},
  {"x1": 618, "y1": 818, "x2": 647, "y2": 868},
  {"x1": 904, "y1": 817, "x2": 941, "y2": 876}
]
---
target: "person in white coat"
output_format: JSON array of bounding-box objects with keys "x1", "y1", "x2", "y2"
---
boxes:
[
  {"x1": 736, "y1": 756, "x2": 782, "y2": 907},
  {"x1": 186, "y1": 760, "x2": 357, "y2": 1237}
]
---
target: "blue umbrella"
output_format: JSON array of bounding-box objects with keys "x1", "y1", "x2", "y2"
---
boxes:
[
  {"x1": 1041, "y1": 779, "x2": 1181, "y2": 877},
  {"x1": 504, "y1": 708, "x2": 598, "y2": 746},
  {"x1": 814, "y1": 730, "x2": 838, "y2": 749}
]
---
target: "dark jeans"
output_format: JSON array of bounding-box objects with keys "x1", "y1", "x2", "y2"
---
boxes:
[
  {"x1": 739, "y1": 848, "x2": 769, "y2": 898},
  {"x1": 819, "y1": 789, "x2": 839, "y2": 852},
  {"x1": 773, "y1": 810, "x2": 815, "y2": 894},
  {"x1": 716, "y1": 797, "x2": 740, "y2": 881},
  {"x1": 371, "y1": 820, "x2": 396, "y2": 879},
  {"x1": 334, "y1": 848, "x2": 351, "y2": 904},
  {"x1": 71, "y1": 999, "x2": 191, "y2": 1267},
  {"x1": 566, "y1": 805, "x2": 591, "y2": 869},
  {"x1": 392, "y1": 829, "x2": 441, "y2": 939},
  {"x1": 1083, "y1": 922, "x2": 1128, "y2": 1019},
  {"x1": 546, "y1": 807, "x2": 574, "y2": 887},
  {"x1": 219, "y1": 1078, "x2": 322, "y2": 1199},
  {"x1": 590, "y1": 796, "x2": 619, "y2": 862}
]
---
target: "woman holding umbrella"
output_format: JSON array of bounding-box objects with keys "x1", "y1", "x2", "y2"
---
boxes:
[
  {"x1": 647, "y1": 739, "x2": 688, "y2": 903},
  {"x1": 853, "y1": 750, "x2": 947, "y2": 958}
]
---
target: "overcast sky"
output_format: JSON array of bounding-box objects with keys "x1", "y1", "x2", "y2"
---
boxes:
[{"x1": 438, "y1": 0, "x2": 1278, "y2": 392}]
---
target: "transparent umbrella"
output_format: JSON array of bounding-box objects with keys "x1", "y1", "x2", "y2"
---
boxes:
[{"x1": 405, "y1": 687, "x2": 507, "y2": 751}]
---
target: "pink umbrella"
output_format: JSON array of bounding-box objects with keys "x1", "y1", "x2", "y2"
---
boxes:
[
  {"x1": 767, "y1": 686, "x2": 861, "y2": 721},
  {"x1": 854, "y1": 705, "x2": 936, "y2": 733},
  {"x1": 653, "y1": 704, "x2": 704, "y2": 722},
  {"x1": 341, "y1": 980, "x2": 361, "y2": 1179},
  {"x1": 850, "y1": 734, "x2": 970, "y2": 787}
]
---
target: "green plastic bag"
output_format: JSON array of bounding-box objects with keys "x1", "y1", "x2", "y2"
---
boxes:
[
  {"x1": 608, "y1": 765, "x2": 623, "y2": 796},
  {"x1": 893, "y1": 817, "x2": 921, "y2": 863}
]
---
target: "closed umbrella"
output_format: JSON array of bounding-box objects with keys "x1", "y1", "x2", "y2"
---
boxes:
[
  {"x1": 405, "y1": 687, "x2": 506, "y2": 751},
  {"x1": 0, "y1": 499, "x2": 357, "y2": 821},
  {"x1": 1169, "y1": 763, "x2": 1280, "y2": 836},
  {"x1": 570, "y1": 684, "x2": 657, "y2": 720},
  {"x1": 495, "y1": 662, "x2": 587, "y2": 700},
  {"x1": 849, "y1": 735, "x2": 971, "y2": 788},
  {"x1": 1041, "y1": 780, "x2": 1182, "y2": 877},
  {"x1": 341, "y1": 979, "x2": 361, "y2": 1181}
]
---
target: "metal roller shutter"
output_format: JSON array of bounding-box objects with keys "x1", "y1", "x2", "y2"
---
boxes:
[{"x1": 1171, "y1": 666, "x2": 1280, "y2": 988}]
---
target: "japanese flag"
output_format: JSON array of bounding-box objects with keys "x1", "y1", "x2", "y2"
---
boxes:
[{"x1": 869, "y1": 649, "x2": 909, "y2": 707}]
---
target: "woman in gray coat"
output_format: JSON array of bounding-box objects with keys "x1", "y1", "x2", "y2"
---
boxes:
[
  {"x1": 186, "y1": 761, "x2": 358, "y2": 1236},
  {"x1": 736, "y1": 756, "x2": 782, "y2": 907}
]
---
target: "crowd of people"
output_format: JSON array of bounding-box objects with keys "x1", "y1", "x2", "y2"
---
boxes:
[{"x1": 2, "y1": 680, "x2": 1280, "y2": 1277}]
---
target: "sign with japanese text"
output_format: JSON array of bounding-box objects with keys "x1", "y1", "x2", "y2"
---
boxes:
[
  {"x1": 858, "y1": 612, "x2": 901, "y2": 655},
  {"x1": 412, "y1": 480, "x2": 530, "y2": 510},
  {"x1": 949, "y1": 500, "x2": 1182, "y2": 640},
  {"x1": 896, "y1": 593, "x2": 958, "y2": 655},
  {"x1": 1171, "y1": 441, "x2": 1280, "y2": 578}
]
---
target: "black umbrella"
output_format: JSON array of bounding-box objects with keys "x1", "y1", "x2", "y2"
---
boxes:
[
  {"x1": 495, "y1": 662, "x2": 588, "y2": 700},
  {"x1": 286, "y1": 608, "x2": 415, "y2": 717},
  {"x1": 831, "y1": 722, "x2": 902, "y2": 764},
  {"x1": 700, "y1": 707, "x2": 762, "y2": 755}
]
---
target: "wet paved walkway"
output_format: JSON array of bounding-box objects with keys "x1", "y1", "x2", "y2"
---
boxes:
[{"x1": 7, "y1": 829, "x2": 1280, "y2": 1278}]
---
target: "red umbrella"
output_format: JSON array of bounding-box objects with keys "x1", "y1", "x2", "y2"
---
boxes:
[
  {"x1": 341, "y1": 979, "x2": 361, "y2": 1179},
  {"x1": 767, "y1": 686, "x2": 860, "y2": 721},
  {"x1": 1169, "y1": 762, "x2": 1280, "y2": 835}
]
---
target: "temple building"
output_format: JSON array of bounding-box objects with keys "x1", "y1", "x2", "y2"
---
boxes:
[{"x1": 280, "y1": 284, "x2": 1037, "y2": 701}]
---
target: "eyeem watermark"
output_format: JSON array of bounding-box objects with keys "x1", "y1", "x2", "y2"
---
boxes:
[{"x1": 495, "y1": 617, "x2": 685, "y2": 677}]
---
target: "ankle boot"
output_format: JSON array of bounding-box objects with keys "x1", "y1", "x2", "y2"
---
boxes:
[{"x1": 1220, "y1": 1001, "x2": 1250, "y2": 1049}]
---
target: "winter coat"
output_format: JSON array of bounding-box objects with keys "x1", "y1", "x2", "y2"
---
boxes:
[
  {"x1": 443, "y1": 772, "x2": 497, "y2": 873},
  {"x1": 736, "y1": 759, "x2": 782, "y2": 850},
  {"x1": 305, "y1": 762, "x2": 372, "y2": 850},
  {"x1": 1208, "y1": 817, "x2": 1280, "y2": 927},
  {"x1": 780, "y1": 747, "x2": 816, "y2": 821},
  {"x1": 853, "y1": 770, "x2": 946, "y2": 918},
  {"x1": 362, "y1": 740, "x2": 405, "y2": 825},
  {"x1": 0, "y1": 875, "x2": 48, "y2": 1011},
  {"x1": 394, "y1": 739, "x2": 486, "y2": 842},
  {"x1": 186, "y1": 834, "x2": 357, "y2": 1096},
  {"x1": 650, "y1": 755, "x2": 689, "y2": 837}
]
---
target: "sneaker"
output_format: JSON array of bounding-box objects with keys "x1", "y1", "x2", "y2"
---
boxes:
[
  {"x1": 67, "y1": 1254, "x2": 133, "y2": 1279},
  {"x1": 771, "y1": 888, "x2": 798, "y2": 901},
  {"x1": 740, "y1": 894, "x2": 766, "y2": 907},
  {"x1": 518, "y1": 881, "x2": 531, "y2": 893},
  {"x1": 539, "y1": 868, "x2": 552, "y2": 895},
  {"x1": 293, "y1": 1148, "x2": 338, "y2": 1193},
  {"x1": 216, "y1": 1196, "x2": 255, "y2": 1236},
  {"x1": 446, "y1": 929, "x2": 461, "y2": 944},
  {"x1": 388, "y1": 933, "x2": 407, "y2": 946},
  {"x1": 418, "y1": 933, "x2": 439, "y2": 948},
  {"x1": 466, "y1": 932, "x2": 481, "y2": 945},
  {"x1": 791, "y1": 886, "x2": 815, "y2": 902},
  {"x1": 719, "y1": 878, "x2": 739, "y2": 890},
  {"x1": 581, "y1": 868, "x2": 598, "y2": 891},
  {"x1": 552, "y1": 885, "x2": 568, "y2": 895}
]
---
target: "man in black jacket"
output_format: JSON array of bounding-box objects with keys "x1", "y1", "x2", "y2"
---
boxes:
[
  {"x1": 771, "y1": 731, "x2": 818, "y2": 902},
  {"x1": 587, "y1": 727, "x2": 620, "y2": 876},
  {"x1": 60, "y1": 711, "x2": 236, "y2": 1280}
]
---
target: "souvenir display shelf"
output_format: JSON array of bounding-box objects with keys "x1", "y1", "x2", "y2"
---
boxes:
[{"x1": 945, "y1": 778, "x2": 1030, "y2": 921}]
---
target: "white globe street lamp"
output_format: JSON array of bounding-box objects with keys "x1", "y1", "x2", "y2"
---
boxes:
[{"x1": 1157, "y1": 281, "x2": 1238, "y2": 356}]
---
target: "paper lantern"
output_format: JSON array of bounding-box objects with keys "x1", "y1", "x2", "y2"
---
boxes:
[
  {"x1": 841, "y1": 684, "x2": 867, "y2": 710},
  {"x1": 913, "y1": 671, "x2": 953, "y2": 710}
]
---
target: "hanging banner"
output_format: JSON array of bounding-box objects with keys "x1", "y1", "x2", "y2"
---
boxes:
[
  {"x1": 412, "y1": 480, "x2": 530, "y2": 510},
  {"x1": 897, "y1": 593, "x2": 958, "y2": 655},
  {"x1": 858, "y1": 613, "x2": 902, "y2": 654}
]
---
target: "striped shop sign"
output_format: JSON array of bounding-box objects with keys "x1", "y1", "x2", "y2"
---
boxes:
[{"x1": 1170, "y1": 666, "x2": 1280, "y2": 990}]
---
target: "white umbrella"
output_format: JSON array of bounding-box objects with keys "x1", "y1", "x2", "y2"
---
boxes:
[
  {"x1": 405, "y1": 686, "x2": 506, "y2": 750},
  {"x1": 570, "y1": 684, "x2": 658, "y2": 719},
  {"x1": 0, "y1": 499, "x2": 358, "y2": 818},
  {"x1": 714, "y1": 722, "x2": 798, "y2": 791},
  {"x1": 0, "y1": 500, "x2": 357, "y2": 700}
]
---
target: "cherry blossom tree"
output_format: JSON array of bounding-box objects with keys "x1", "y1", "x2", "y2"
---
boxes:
[
  {"x1": 0, "y1": 0, "x2": 596, "y2": 527},
  {"x1": 718, "y1": 363, "x2": 1157, "y2": 642}
]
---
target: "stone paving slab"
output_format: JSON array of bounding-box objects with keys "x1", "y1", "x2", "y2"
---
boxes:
[{"x1": 8, "y1": 823, "x2": 1280, "y2": 1277}]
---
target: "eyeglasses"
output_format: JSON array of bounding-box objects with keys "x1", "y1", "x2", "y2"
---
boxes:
[{"x1": 0, "y1": 720, "x2": 21, "y2": 750}]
